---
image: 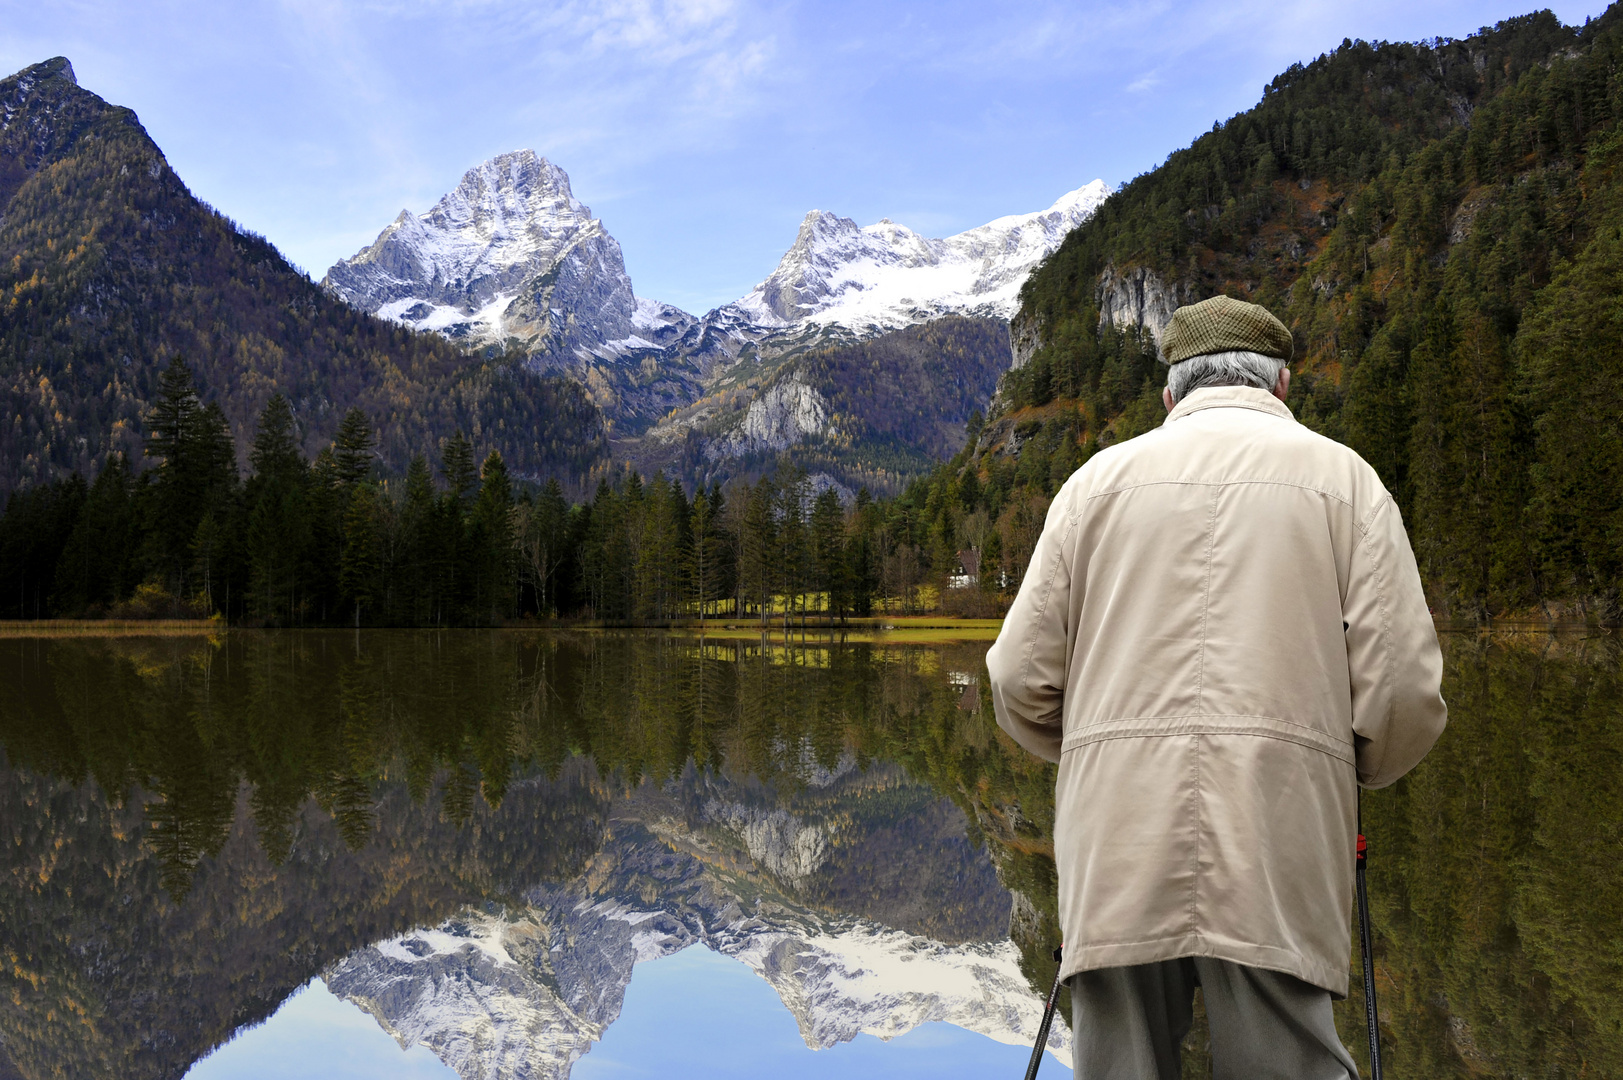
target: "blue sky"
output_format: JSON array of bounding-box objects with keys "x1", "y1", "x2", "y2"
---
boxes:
[{"x1": 0, "y1": 0, "x2": 1607, "y2": 313}]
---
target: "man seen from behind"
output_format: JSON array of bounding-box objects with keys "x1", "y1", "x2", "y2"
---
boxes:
[{"x1": 986, "y1": 295, "x2": 1447, "y2": 1079}]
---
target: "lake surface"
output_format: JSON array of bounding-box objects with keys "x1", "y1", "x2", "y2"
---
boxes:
[{"x1": 0, "y1": 630, "x2": 1617, "y2": 1078}]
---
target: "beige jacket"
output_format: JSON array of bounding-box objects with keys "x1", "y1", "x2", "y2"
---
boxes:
[{"x1": 986, "y1": 386, "x2": 1446, "y2": 995}]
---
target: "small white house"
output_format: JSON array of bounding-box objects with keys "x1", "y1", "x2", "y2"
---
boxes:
[{"x1": 947, "y1": 549, "x2": 980, "y2": 590}]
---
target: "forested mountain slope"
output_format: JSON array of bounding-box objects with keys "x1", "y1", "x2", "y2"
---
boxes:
[
  {"x1": 997, "y1": 7, "x2": 1623, "y2": 618},
  {"x1": 636, "y1": 315, "x2": 1011, "y2": 496},
  {"x1": 0, "y1": 57, "x2": 605, "y2": 495}
]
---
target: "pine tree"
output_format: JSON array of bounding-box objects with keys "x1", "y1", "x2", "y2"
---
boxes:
[
  {"x1": 398, "y1": 455, "x2": 436, "y2": 624},
  {"x1": 141, "y1": 357, "x2": 238, "y2": 597},
  {"x1": 54, "y1": 454, "x2": 138, "y2": 615},
  {"x1": 471, "y1": 450, "x2": 515, "y2": 624},
  {"x1": 306, "y1": 448, "x2": 343, "y2": 621},
  {"x1": 440, "y1": 432, "x2": 477, "y2": 506},
  {"x1": 339, "y1": 485, "x2": 381, "y2": 626},
  {"x1": 809, "y1": 488, "x2": 847, "y2": 619},
  {"x1": 689, "y1": 488, "x2": 724, "y2": 623},
  {"x1": 144, "y1": 357, "x2": 202, "y2": 467},
  {"x1": 250, "y1": 394, "x2": 303, "y2": 482},
  {"x1": 246, "y1": 394, "x2": 310, "y2": 624},
  {"x1": 739, "y1": 477, "x2": 776, "y2": 625},
  {"x1": 332, "y1": 407, "x2": 375, "y2": 486},
  {"x1": 518, "y1": 478, "x2": 570, "y2": 618},
  {"x1": 777, "y1": 469, "x2": 810, "y2": 626}
]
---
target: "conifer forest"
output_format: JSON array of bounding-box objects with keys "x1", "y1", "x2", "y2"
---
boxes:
[{"x1": 0, "y1": 356, "x2": 967, "y2": 626}]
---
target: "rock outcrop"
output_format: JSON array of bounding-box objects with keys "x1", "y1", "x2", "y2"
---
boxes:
[{"x1": 1094, "y1": 263, "x2": 1187, "y2": 347}]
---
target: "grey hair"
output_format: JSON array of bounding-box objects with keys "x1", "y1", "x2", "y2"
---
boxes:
[{"x1": 1165, "y1": 349, "x2": 1287, "y2": 404}]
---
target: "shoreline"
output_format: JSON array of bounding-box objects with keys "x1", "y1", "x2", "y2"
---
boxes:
[{"x1": 0, "y1": 616, "x2": 1614, "y2": 640}]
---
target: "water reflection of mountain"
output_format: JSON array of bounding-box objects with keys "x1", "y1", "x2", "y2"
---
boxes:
[
  {"x1": 0, "y1": 634, "x2": 1064, "y2": 1080},
  {"x1": 329, "y1": 788, "x2": 1059, "y2": 1080},
  {"x1": 2, "y1": 631, "x2": 1616, "y2": 1079}
]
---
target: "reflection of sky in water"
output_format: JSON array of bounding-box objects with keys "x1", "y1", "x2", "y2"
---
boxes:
[
  {"x1": 185, "y1": 947, "x2": 1070, "y2": 1080},
  {"x1": 184, "y1": 978, "x2": 453, "y2": 1079}
]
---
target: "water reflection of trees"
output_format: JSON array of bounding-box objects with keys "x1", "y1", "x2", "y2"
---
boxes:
[
  {"x1": 1, "y1": 631, "x2": 1616, "y2": 1078},
  {"x1": 1363, "y1": 634, "x2": 1623, "y2": 1077}
]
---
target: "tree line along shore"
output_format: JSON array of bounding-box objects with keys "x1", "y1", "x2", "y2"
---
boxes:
[
  {"x1": 0, "y1": 358, "x2": 1044, "y2": 627},
  {"x1": 4, "y1": 344, "x2": 1621, "y2": 630}
]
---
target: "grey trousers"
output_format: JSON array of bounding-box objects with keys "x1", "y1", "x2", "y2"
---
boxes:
[{"x1": 1069, "y1": 958, "x2": 1358, "y2": 1080}]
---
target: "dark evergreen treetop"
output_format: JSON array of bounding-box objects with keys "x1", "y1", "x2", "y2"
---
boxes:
[{"x1": 332, "y1": 407, "x2": 375, "y2": 487}]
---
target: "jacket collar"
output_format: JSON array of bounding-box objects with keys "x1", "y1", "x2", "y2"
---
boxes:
[{"x1": 1163, "y1": 385, "x2": 1296, "y2": 426}]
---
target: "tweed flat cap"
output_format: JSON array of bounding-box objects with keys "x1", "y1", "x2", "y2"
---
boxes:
[{"x1": 1160, "y1": 295, "x2": 1293, "y2": 365}]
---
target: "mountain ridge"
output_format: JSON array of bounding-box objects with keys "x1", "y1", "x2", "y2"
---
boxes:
[
  {"x1": 990, "y1": 8, "x2": 1623, "y2": 617},
  {"x1": 0, "y1": 59, "x2": 606, "y2": 494},
  {"x1": 324, "y1": 155, "x2": 1107, "y2": 487}
]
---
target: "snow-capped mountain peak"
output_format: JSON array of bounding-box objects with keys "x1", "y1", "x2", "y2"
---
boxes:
[
  {"x1": 728, "y1": 179, "x2": 1111, "y2": 333},
  {"x1": 322, "y1": 150, "x2": 689, "y2": 366}
]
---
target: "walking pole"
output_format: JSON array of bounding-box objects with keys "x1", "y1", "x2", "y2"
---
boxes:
[
  {"x1": 1356, "y1": 794, "x2": 1384, "y2": 1080},
  {"x1": 1023, "y1": 947, "x2": 1064, "y2": 1080}
]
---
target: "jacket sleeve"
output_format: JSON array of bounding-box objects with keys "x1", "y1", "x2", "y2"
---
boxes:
[
  {"x1": 986, "y1": 491, "x2": 1077, "y2": 763},
  {"x1": 1344, "y1": 495, "x2": 1448, "y2": 788}
]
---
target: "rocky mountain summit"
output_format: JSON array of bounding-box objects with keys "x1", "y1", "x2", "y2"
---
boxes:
[
  {"x1": 323, "y1": 151, "x2": 693, "y2": 365},
  {"x1": 0, "y1": 61, "x2": 604, "y2": 494},
  {"x1": 726, "y1": 180, "x2": 1112, "y2": 332}
]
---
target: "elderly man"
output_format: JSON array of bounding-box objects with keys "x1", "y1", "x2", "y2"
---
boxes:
[{"x1": 986, "y1": 296, "x2": 1446, "y2": 1078}]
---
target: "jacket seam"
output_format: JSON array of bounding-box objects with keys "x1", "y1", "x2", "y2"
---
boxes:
[
  {"x1": 1363, "y1": 497, "x2": 1398, "y2": 783},
  {"x1": 1166, "y1": 396, "x2": 1295, "y2": 424},
  {"x1": 1194, "y1": 485, "x2": 1218, "y2": 714},
  {"x1": 1016, "y1": 500, "x2": 1077, "y2": 725},
  {"x1": 1061, "y1": 711, "x2": 1354, "y2": 744},
  {"x1": 1354, "y1": 495, "x2": 1388, "y2": 538},
  {"x1": 1190, "y1": 734, "x2": 1203, "y2": 938},
  {"x1": 1190, "y1": 486, "x2": 1216, "y2": 936},
  {"x1": 1083, "y1": 478, "x2": 1355, "y2": 508},
  {"x1": 1061, "y1": 725, "x2": 1356, "y2": 764}
]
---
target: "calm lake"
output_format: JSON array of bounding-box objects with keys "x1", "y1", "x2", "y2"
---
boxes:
[{"x1": 0, "y1": 631, "x2": 1617, "y2": 1079}]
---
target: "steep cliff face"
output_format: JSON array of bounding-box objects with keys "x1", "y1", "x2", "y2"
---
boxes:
[
  {"x1": 705, "y1": 376, "x2": 830, "y2": 459},
  {"x1": 1007, "y1": 311, "x2": 1043, "y2": 371},
  {"x1": 629, "y1": 316, "x2": 1012, "y2": 495},
  {"x1": 1008, "y1": 261, "x2": 1185, "y2": 377},
  {"x1": 1093, "y1": 263, "x2": 1188, "y2": 347}
]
